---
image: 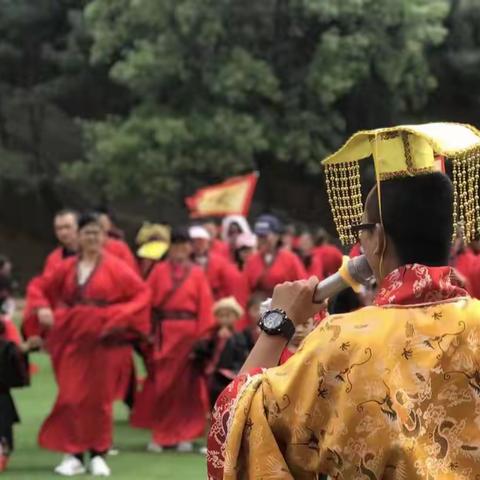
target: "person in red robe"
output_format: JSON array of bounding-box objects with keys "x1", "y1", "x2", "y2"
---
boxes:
[
  {"x1": 104, "y1": 237, "x2": 140, "y2": 275},
  {"x1": 232, "y1": 232, "x2": 257, "y2": 271},
  {"x1": 0, "y1": 318, "x2": 38, "y2": 472},
  {"x1": 190, "y1": 225, "x2": 248, "y2": 307},
  {"x1": 27, "y1": 213, "x2": 150, "y2": 477},
  {"x1": 130, "y1": 227, "x2": 214, "y2": 453},
  {"x1": 23, "y1": 209, "x2": 80, "y2": 354},
  {"x1": 294, "y1": 231, "x2": 325, "y2": 279},
  {"x1": 220, "y1": 215, "x2": 253, "y2": 260},
  {"x1": 43, "y1": 209, "x2": 80, "y2": 272},
  {"x1": 202, "y1": 219, "x2": 230, "y2": 259},
  {"x1": 244, "y1": 215, "x2": 307, "y2": 296},
  {"x1": 349, "y1": 241, "x2": 363, "y2": 258},
  {"x1": 312, "y1": 227, "x2": 344, "y2": 277}
]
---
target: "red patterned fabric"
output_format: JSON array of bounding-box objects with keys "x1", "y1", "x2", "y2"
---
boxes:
[
  {"x1": 374, "y1": 264, "x2": 468, "y2": 306},
  {"x1": 207, "y1": 263, "x2": 469, "y2": 479}
]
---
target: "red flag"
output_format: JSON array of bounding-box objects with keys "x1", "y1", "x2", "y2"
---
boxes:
[{"x1": 186, "y1": 172, "x2": 258, "y2": 218}]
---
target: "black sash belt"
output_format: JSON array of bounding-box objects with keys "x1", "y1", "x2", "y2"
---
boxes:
[{"x1": 153, "y1": 309, "x2": 196, "y2": 321}]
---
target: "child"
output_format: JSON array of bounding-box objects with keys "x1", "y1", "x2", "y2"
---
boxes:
[
  {"x1": 206, "y1": 293, "x2": 266, "y2": 406},
  {"x1": 194, "y1": 297, "x2": 244, "y2": 407},
  {"x1": 0, "y1": 317, "x2": 40, "y2": 472}
]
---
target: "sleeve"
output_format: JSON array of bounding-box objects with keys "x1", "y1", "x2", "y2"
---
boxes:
[
  {"x1": 113, "y1": 241, "x2": 141, "y2": 275},
  {"x1": 26, "y1": 263, "x2": 69, "y2": 310},
  {"x1": 2, "y1": 319, "x2": 22, "y2": 345},
  {"x1": 101, "y1": 259, "x2": 151, "y2": 336},
  {"x1": 207, "y1": 317, "x2": 357, "y2": 479}
]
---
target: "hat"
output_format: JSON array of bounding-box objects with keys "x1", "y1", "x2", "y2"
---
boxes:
[
  {"x1": 322, "y1": 123, "x2": 480, "y2": 245},
  {"x1": 137, "y1": 241, "x2": 169, "y2": 260},
  {"x1": 170, "y1": 226, "x2": 191, "y2": 244},
  {"x1": 254, "y1": 214, "x2": 282, "y2": 236},
  {"x1": 189, "y1": 225, "x2": 211, "y2": 240},
  {"x1": 213, "y1": 296, "x2": 244, "y2": 318},
  {"x1": 136, "y1": 223, "x2": 171, "y2": 246},
  {"x1": 235, "y1": 232, "x2": 257, "y2": 249}
]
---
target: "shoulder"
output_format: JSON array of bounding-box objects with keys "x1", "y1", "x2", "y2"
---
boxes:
[
  {"x1": 105, "y1": 237, "x2": 129, "y2": 252},
  {"x1": 278, "y1": 248, "x2": 300, "y2": 263},
  {"x1": 47, "y1": 247, "x2": 62, "y2": 260}
]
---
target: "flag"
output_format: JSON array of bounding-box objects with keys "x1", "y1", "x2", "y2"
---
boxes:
[{"x1": 186, "y1": 172, "x2": 258, "y2": 218}]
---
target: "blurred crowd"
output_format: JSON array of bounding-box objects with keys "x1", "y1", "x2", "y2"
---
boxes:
[{"x1": 0, "y1": 208, "x2": 475, "y2": 476}]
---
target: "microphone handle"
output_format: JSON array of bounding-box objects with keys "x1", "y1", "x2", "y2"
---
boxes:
[
  {"x1": 311, "y1": 272, "x2": 348, "y2": 304},
  {"x1": 260, "y1": 273, "x2": 347, "y2": 314}
]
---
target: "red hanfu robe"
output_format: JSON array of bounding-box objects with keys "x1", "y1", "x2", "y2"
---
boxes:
[
  {"x1": 244, "y1": 249, "x2": 307, "y2": 296},
  {"x1": 2, "y1": 318, "x2": 21, "y2": 345},
  {"x1": 210, "y1": 239, "x2": 230, "y2": 260},
  {"x1": 306, "y1": 252, "x2": 325, "y2": 280},
  {"x1": 312, "y1": 244, "x2": 343, "y2": 277},
  {"x1": 23, "y1": 247, "x2": 76, "y2": 339},
  {"x1": 43, "y1": 247, "x2": 68, "y2": 273},
  {"x1": 104, "y1": 238, "x2": 140, "y2": 275},
  {"x1": 204, "y1": 253, "x2": 248, "y2": 307},
  {"x1": 130, "y1": 260, "x2": 214, "y2": 446},
  {"x1": 349, "y1": 242, "x2": 362, "y2": 258},
  {"x1": 28, "y1": 253, "x2": 150, "y2": 454},
  {"x1": 453, "y1": 249, "x2": 480, "y2": 297}
]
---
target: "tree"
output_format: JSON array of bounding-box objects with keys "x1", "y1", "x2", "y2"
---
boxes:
[
  {"x1": 69, "y1": 0, "x2": 449, "y2": 201},
  {"x1": 426, "y1": 0, "x2": 480, "y2": 123},
  {"x1": 0, "y1": 0, "x2": 126, "y2": 219}
]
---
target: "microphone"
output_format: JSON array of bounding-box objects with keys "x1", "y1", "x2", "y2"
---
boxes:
[{"x1": 261, "y1": 254, "x2": 373, "y2": 313}]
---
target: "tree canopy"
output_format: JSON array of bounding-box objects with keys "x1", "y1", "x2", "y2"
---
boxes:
[
  {"x1": 65, "y1": 0, "x2": 449, "y2": 199},
  {"x1": 2, "y1": 0, "x2": 480, "y2": 215}
]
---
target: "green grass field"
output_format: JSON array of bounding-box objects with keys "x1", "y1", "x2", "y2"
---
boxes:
[{"x1": 7, "y1": 352, "x2": 206, "y2": 479}]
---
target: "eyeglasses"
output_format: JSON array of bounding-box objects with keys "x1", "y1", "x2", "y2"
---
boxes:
[{"x1": 351, "y1": 223, "x2": 377, "y2": 239}]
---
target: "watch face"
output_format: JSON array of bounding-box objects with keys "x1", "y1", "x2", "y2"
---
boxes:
[{"x1": 263, "y1": 311, "x2": 284, "y2": 329}]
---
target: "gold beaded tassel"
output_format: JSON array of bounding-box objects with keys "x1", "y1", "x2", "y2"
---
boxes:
[
  {"x1": 466, "y1": 152, "x2": 476, "y2": 243},
  {"x1": 452, "y1": 156, "x2": 460, "y2": 242},
  {"x1": 474, "y1": 149, "x2": 480, "y2": 242},
  {"x1": 451, "y1": 149, "x2": 480, "y2": 244},
  {"x1": 453, "y1": 154, "x2": 468, "y2": 242},
  {"x1": 466, "y1": 148, "x2": 480, "y2": 242},
  {"x1": 325, "y1": 164, "x2": 344, "y2": 243},
  {"x1": 325, "y1": 162, "x2": 363, "y2": 245},
  {"x1": 348, "y1": 161, "x2": 364, "y2": 242}
]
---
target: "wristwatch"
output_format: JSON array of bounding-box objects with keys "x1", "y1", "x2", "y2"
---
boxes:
[{"x1": 258, "y1": 308, "x2": 295, "y2": 340}]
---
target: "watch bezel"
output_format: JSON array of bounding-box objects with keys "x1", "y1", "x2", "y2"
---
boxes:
[{"x1": 258, "y1": 308, "x2": 295, "y2": 340}]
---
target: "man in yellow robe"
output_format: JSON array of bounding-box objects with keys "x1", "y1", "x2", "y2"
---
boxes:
[{"x1": 207, "y1": 123, "x2": 480, "y2": 479}]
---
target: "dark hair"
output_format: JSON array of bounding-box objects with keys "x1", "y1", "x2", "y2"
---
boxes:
[
  {"x1": 78, "y1": 212, "x2": 102, "y2": 230},
  {"x1": 55, "y1": 209, "x2": 79, "y2": 221},
  {"x1": 367, "y1": 172, "x2": 453, "y2": 266},
  {"x1": 328, "y1": 288, "x2": 362, "y2": 315},
  {"x1": 313, "y1": 227, "x2": 330, "y2": 246},
  {"x1": 170, "y1": 226, "x2": 191, "y2": 244}
]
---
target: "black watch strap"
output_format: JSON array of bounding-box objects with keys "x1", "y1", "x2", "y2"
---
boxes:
[{"x1": 280, "y1": 316, "x2": 296, "y2": 340}]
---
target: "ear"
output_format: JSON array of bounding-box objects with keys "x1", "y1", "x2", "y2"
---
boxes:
[{"x1": 373, "y1": 224, "x2": 386, "y2": 256}]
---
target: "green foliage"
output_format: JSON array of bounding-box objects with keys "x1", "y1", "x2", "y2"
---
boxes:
[
  {"x1": 0, "y1": 1, "x2": 87, "y2": 193},
  {"x1": 68, "y1": 0, "x2": 449, "y2": 199}
]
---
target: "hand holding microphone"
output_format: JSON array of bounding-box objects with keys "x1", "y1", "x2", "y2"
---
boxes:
[{"x1": 264, "y1": 255, "x2": 373, "y2": 326}]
